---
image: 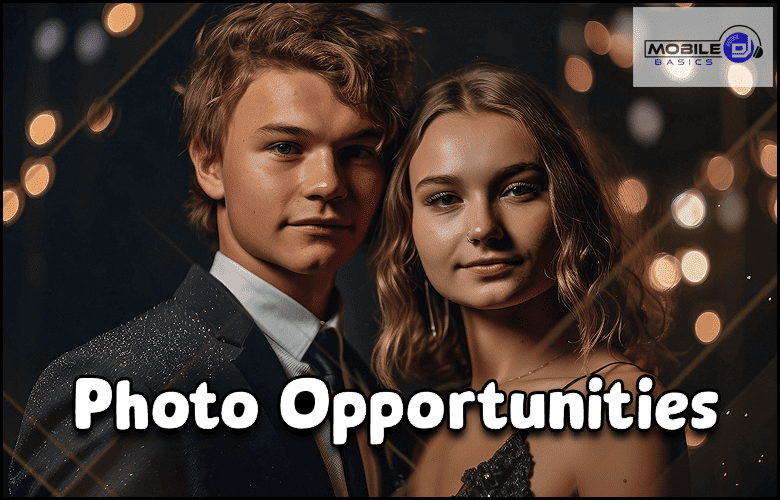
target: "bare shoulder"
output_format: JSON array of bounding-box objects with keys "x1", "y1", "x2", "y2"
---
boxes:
[{"x1": 572, "y1": 355, "x2": 672, "y2": 496}]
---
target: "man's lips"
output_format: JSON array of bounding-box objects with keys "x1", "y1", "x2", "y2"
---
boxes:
[
  {"x1": 287, "y1": 218, "x2": 351, "y2": 227},
  {"x1": 287, "y1": 218, "x2": 352, "y2": 235}
]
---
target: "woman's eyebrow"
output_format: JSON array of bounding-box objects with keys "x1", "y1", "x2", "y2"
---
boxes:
[
  {"x1": 414, "y1": 162, "x2": 544, "y2": 194},
  {"x1": 414, "y1": 174, "x2": 461, "y2": 194},
  {"x1": 495, "y1": 162, "x2": 544, "y2": 179}
]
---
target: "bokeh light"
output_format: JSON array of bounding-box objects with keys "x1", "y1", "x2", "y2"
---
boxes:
[
  {"x1": 559, "y1": 17, "x2": 586, "y2": 54},
  {"x1": 706, "y1": 156, "x2": 735, "y2": 191},
  {"x1": 695, "y1": 310, "x2": 721, "y2": 344},
  {"x1": 769, "y1": 183, "x2": 777, "y2": 224},
  {"x1": 87, "y1": 100, "x2": 115, "y2": 133},
  {"x1": 20, "y1": 157, "x2": 56, "y2": 199},
  {"x1": 627, "y1": 97, "x2": 664, "y2": 148},
  {"x1": 564, "y1": 55, "x2": 593, "y2": 93},
  {"x1": 648, "y1": 253, "x2": 682, "y2": 292},
  {"x1": 584, "y1": 21, "x2": 611, "y2": 56},
  {"x1": 679, "y1": 248, "x2": 710, "y2": 285},
  {"x1": 103, "y1": 3, "x2": 144, "y2": 38},
  {"x1": 617, "y1": 177, "x2": 648, "y2": 215},
  {"x1": 727, "y1": 62, "x2": 755, "y2": 98},
  {"x1": 663, "y1": 55, "x2": 696, "y2": 82},
  {"x1": 75, "y1": 20, "x2": 109, "y2": 65},
  {"x1": 26, "y1": 111, "x2": 60, "y2": 148},
  {"x1": 3, "y1": 183, "x2": 26, "y2": 227},
  {"x1": 716, "y1": 190, "x2": 748, "y2": 232},
  {"x1": 758, "y1": 140, "x2": 777, "y2": 178},
  {"x1": 32, "y1": 18, "x2": 67, "y2": 62},
  {"x1": 608, "y1": 10, "x2": 632, "y2": 69},
  {"x1": 672, "y1": 189, "x2": 707, "y2": 229}
]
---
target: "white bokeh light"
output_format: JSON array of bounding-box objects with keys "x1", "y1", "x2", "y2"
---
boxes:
[
  {"x1": 33, "y1": 18, "x2": 67, "y2": 62},
  {"x1": 627, "y1": 97, "x2": 664, "y2": 147},
  {"x1": 672, "y1": 189, "x2": 707, "y2": 229},
  {"x1": 679, "y1": 248, "x2": 710, "y2": 285},
  {"x1": 716, "y1": 190, "x2": 748, "y2": 232},
  {"x1": 75, "y1": 20, "x2": 109, "y2": 65},
  {"x1": 725, "y1": 61, "x2": 757, "y2": 98},
  {"x1": 663, "y1": 51, "x2": 696, "y2": 82}
]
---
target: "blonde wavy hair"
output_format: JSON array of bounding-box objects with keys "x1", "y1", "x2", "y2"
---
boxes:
[
  {"x1": 371, "y1": 63, "x2": 676, "y2": 390},
  {"x1": 177, "y1": 3, "x2": 422, "y2": 248}
]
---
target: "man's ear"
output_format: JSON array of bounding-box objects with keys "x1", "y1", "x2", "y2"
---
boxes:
[{"x1": 189, "y1": 140, "x2": 225, "y2": 201}]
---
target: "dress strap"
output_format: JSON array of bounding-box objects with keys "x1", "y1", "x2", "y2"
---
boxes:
[{"x1": 562, "y1": 361, "x2": 644, "y2": 391}]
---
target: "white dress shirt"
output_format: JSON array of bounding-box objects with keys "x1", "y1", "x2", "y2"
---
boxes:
[{"x1": 209, "y1": 251, "x2": 349, "y2": 496}]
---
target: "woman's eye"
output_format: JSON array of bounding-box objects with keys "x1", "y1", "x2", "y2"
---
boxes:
[
  {"x1": 425, "y1": 192, "x2": 460, "y2": 207},
  {"x1": 503, "y1": 182, "x2": 540, "y2": 198}
]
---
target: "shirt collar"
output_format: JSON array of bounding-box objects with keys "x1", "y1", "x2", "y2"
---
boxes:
[{"x1": 208, "y1": 251, "x2": 343, "y2": 361}]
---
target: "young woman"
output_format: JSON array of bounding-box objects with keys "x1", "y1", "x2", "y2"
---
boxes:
[{"x1": 371, "y1": 63, "x2": 685, "y2": 496}]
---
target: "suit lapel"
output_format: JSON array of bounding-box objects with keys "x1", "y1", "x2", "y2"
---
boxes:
[
  {"x1": 174, "y1": 264, "x2": 334, "y2": 495},
  {"x1": 232, "y1": 324, "x2": 334, "y2": 494}
]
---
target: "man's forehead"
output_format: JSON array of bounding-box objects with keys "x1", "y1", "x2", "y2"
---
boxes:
[{"x1": 228, "y1": 67, "x2": 382, "y2": 139}]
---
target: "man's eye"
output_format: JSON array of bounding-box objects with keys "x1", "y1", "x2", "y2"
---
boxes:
[
  {"x1": 271, "y1": 143, "x2": 300, "y2": 156},
  {"x1": 340, "y1": 145, "x2": 378, "y2": 161}
]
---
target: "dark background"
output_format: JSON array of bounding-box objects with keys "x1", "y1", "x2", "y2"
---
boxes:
[{"x1": 4, "y1": 3, "x2": 777, "y2": 496}]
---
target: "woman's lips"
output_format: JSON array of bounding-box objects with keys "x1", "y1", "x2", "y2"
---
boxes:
[{"x1": 461, "y1": 260, "x2": 523, "y2": 277}]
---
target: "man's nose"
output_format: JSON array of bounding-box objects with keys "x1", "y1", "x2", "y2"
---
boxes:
[{"x1": 301, "y1": 149, "x2": 349, "y2": 202}]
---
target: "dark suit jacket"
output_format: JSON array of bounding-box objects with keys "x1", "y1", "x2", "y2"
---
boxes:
[{"x1": 9, "y1": 264, "x2": 410, "y2": 496}]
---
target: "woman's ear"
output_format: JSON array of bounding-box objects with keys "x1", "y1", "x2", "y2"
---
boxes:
[{"x1": 189, "y1": 140, "x2": 225, "y2": 201}]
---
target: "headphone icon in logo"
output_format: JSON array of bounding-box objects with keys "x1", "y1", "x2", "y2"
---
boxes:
[{"x1": 720, "y1": 25, "x2": 764, "y2": 63}]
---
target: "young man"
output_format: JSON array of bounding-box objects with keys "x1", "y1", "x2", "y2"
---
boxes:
[{"x1": 9, "y1": 4, "x2": 419, "y2": 496}]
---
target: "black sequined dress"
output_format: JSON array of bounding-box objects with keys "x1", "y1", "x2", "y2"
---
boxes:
[
  {"x1": 453, "y1": 361, "x2": 646, "y2": 497},
  {"x1": 454, "y1": 431, "x2": 532, "y2": 497}
]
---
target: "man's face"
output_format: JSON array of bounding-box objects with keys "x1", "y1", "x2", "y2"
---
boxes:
[{"x1": 203, "y1": 68, "x2": 385, "y2": 291}]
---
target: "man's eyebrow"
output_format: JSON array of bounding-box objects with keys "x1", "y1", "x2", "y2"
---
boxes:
[
  {"x1": 252, "y1": 123, "x2": 315, "y2": 138},
  {"x1": 343, "y1": 127, "x2": 383, "y2": 142},
  {"x1": 251, "y1": 123, "x2": 383, "y2": 142}
]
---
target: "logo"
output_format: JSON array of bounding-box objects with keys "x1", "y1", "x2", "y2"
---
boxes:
[
  {"x1": 643, "y1": 25, "x2": 763, "y2": 63},
  {"x1": 722, "y1": 26, "x2": 763, "y2": 63},
  {"x1": 633, "y1": 7, "x2": 773, "y2": 88}
]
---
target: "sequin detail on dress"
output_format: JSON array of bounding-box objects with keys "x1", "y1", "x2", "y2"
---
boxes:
[{"x1": 454, "y1": 431, "x2": 532, "y2": 497}]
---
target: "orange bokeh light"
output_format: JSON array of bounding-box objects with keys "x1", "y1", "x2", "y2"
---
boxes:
[
  {"x1": 27, "y1": 111, "x2": 60, "y2": 147},
  {"x1": 565, "y1": 56, "x2": 593, "y2": 93},
  {"x1": 103, "y1": 3, "x2": 143, "y2": 38},
  {"x1": 648, "y1": 253, "x2": 682, "y2": 292},
  {"x1": 584, "y1": 21, "x2": 611, "y2": 56},
  {"x1": 617, "y1": 177, "x2": 648, "y2": 215},
  {"x1": 706, "y1": 156, "x2": 735, "y2": 191},
  {"x1": 758, "y1": 141, "x2": 777, "y2": 178},
  {"x1": 695, "y1": 310, "x2": 721, "y2": 344},
  {"x1": 20, "y1": 157, "x2": 56, "y2": 198}
]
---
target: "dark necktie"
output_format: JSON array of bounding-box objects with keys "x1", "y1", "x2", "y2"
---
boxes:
[{"x1": 303, "y1": 327, "x2": 369, "y2": 497}]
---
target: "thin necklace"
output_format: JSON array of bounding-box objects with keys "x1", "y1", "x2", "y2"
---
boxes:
[{"x1": 500, "y1": 352, "x2": 568, "y2": 385}]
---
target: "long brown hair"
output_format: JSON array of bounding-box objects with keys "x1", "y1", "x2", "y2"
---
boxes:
[
  {"x1": 177, "y1": 3, "x2": 422, "y2": 248},
  {"x1": 371, "y1": 63, "x2": 676, "y2": 390}
]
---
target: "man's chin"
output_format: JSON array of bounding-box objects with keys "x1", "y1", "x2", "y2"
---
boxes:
[{"x1": 287, "y1": 254, "x2": 350, "y2": 276}]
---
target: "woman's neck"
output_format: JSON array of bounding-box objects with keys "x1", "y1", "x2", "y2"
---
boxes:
[{"x1": 460, "y1": 286, "x2": 577, "y2": 389}]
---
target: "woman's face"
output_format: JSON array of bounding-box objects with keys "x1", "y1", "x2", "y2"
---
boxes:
[{"x1": 409, "y1": 111, "x2": 559, "y2": 310}]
